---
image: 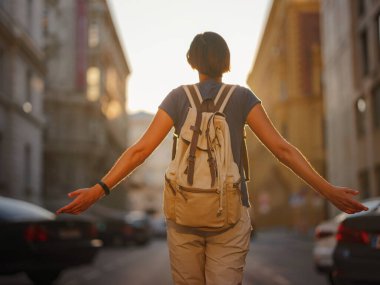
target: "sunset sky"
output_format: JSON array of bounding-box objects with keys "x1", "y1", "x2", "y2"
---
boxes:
[{"x1": 108, "y1": 0, "x2": 272, "y2": 114}]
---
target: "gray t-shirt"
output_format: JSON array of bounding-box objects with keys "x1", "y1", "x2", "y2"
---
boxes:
[{"x1": 159, "y1": 79, "x2": 261, "y2": 206}]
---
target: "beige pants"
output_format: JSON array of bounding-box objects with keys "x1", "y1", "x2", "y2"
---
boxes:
[{"x1": 166, "y1": 207, "x2": 252, "y2": 285}]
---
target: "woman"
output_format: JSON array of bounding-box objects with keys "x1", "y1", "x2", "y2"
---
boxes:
[{"x1": 57, "y1": 32, "x2": 368, "y2": 285}]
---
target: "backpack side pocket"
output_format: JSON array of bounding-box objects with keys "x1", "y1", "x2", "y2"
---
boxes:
[
  {"x1": 226, "y1": 183, "x2": 242, "y2": 225},
  {"x1": 163, "y1": 178, "x2": 176, "y2": 221}
]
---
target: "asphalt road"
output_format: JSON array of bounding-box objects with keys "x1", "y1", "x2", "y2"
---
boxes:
[{"x1": 0, "y1": 229, "x2": 329, "y2": 285}]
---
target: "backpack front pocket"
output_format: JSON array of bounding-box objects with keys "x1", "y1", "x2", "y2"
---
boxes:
[{"x1": 174, "y1": 186, "x2": 226, "y2": 229}]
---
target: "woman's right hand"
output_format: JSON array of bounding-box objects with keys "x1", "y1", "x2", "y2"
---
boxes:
[
  {"x1": 56, "y1": 185, "x2": 104, "y2": 215},
  {"x1": 323, "y1": 186, "x2": 369, "y2": 214}
]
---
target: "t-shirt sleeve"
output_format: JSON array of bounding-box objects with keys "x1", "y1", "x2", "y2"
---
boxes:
[
  {"x1": 158, "y1": 88, "x2": 179, "y2": 124},
  {"x1": 241, "y1": 87, "x2": 261, "y2": 122}
]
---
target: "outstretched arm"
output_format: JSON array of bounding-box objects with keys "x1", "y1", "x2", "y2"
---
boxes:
[
  {"x1": 246, "y1": 104, "x2": 368, "y2": 214},
  {"x1": 57, "y1": 109, "x2": 174, "y2": 215}
]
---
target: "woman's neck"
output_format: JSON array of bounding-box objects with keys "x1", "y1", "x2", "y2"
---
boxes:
[{"x1": 198, "y1": 73, "x2": 222, "y2": 83}]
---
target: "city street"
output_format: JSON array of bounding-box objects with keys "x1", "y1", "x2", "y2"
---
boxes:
[{"x1": 0, "y1": 229, "x2": 329, "y2": 285}]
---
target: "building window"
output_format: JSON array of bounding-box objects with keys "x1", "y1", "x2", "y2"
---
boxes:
[
  {"x1": 358, "y1": 169, "x2": 370, "y2": 199},
  {"x1": 357, "y1": 0, "x2": 365, "y2": 17},
  {"x1": 26, "y1": 70, "x2": 32, "y2": 102},
  {"x1": 281, "y1": 123, "x2": 288, "y2": 140},
  {"x1": 27, "y1": 0, "x2": 34, "y2": 35},
  {"x1": 0, "y1": 48, "x2": 4, "y2": 96},
  {"x1": 279, "y1": 80, "x2": 288, "y2": 101},
  {"x1": 23, "y1": 70, "x2": 33, "y2": 113},
  {"x1": 355, "y1": 97, "x2": 367, "y2": 137},
  {"x1": 86, "y1": 67, "x2": 100, "y2": 101},
  {"x1": 375, "y1": 164, "x2": 380, "y2": 196},
  {"x1": 322, "y1": 118, "x2": 327, "y2": 149},
  {"x1": 88, "y1": 21, "x2": 99, "y2": 48},
  {"x1": 0, "y1": 132, "x2": 4, "y2": 186},
  {"x1": 377, "y1": 12, "x2": 380, "y2": 59},
  {"x1": 24, "y1": 144, "x2": 32, "y2": 197},
  {"x1": 359, "y1": 29, "x2": 369, "y2": 76},
  {"x1": 373, "y1": 85, "x2": 380, "y2": 129}
]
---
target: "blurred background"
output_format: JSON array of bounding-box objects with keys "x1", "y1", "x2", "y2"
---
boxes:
[{"x1": 0, "y1": 0, "x2": 379, "y2": 284}]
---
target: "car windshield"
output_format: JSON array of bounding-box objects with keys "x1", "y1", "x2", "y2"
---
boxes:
[{"x1": 0, "y1": 197, "x2": 55, "y2": 222}]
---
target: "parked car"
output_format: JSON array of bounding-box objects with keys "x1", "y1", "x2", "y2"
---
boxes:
[
  {"x1": 125, "y1": 211, "x2": 152, "y2": 245},
  {"x1": 96, "y1": 210, "x2": 152, "y2": 246},
  {"x1": 150, "y1": 216, "x2": 167, "y2": 238},
  {"x1": 313, "y1": 212, "x2": 347, "y2": 284},
  {"x1": 96, "y1": 218, "x2": 134, "y2": 246},
  {"x1": 332, "y1": 197, "x2": 380, "y2": 285},
  {"x1": 0, "y1": 196, "x2": 102, "y2": 285},
  {"x1": 313, "y1": 198, "x2": 380, "y2": 285}
]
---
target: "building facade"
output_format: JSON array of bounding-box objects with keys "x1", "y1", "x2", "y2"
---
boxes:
[
  {"x1": 247, "y1": 0, "x2": 326, "y2": 230},
  {"x1": 320, "y1": 0, "x2": 380, "y2": 210},
  {"x1": 0, "y1": 0, "x2": 45, "y2": 204},
  {"x1": 43, "y1": 0, "x2": 130, "y2": 211}
]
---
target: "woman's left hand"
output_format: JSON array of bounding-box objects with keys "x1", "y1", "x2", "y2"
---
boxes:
[{"x1": 56, "y1": 185, "x2": 104, "y2": 215}]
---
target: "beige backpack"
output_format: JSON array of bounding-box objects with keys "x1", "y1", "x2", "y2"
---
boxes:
[{"x1": 163, "y1": 84, "x2": 249, "y2": 231}]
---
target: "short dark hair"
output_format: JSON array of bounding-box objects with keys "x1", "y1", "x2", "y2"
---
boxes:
[{"x1": 187, "y1": 32, "x2": 230, "y2": 78}]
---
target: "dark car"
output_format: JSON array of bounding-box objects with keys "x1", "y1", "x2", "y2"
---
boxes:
[
  {"x1": 125, "y1": 211, "x2": 152, "y2": 245},
  {"x1": 313, "y1": 212, "x2": 347, "y2": 284},
  {"x1": 97, "y1": 210, "x2": 152, "y2": 246},
  {"x1": 332, "y1": 197, "x2": 380, "y2": 285},
  {"x1": 150, "y1": 215, "x2": 167, "y2": 238},
  {"x1": 96, "y1": 218, "x2": 135, "y2": 246},
  {"x1": 0, "y1": 196, "x2": 102, "y2": 285}
]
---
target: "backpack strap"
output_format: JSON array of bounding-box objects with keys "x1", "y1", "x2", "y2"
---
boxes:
[
  {"x1": 171, "y1": 131, "x2": 178, "y2": 160},
  {"x1": 241, "y1": 127, "x2": 250, "y2": 182},
  {"x1": 214, "y1": 84, "x2": 227, "y2": 107},
  {"x1": 172, "y1": 85, "x2": 200, "y2": 161},
  {"x1": 183, "y1": 85, "x2": 202, "y2": 109},
  {"x1": 215, "y1": 84, "x2": 250, "y2": 181},
  {"x1": 215, "y1": 85, "x2": 237, "y2": 113},
  {"x1": 183, "y1": 84, "x2": 204, "y2": 185}
]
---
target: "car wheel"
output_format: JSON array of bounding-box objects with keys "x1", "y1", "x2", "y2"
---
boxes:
[{"x1": 26, "y1": 269, "x2": 61, "y2": 285}]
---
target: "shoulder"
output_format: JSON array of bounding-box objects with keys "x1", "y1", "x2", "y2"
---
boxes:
[
  {"x1": 228, "y1": 84, "x2": 259, "y2": 101},
  {"x1": 231, "y1": 84, "x2": 254, "y2": 95},
  {"x1": 224, "y1": 84, "x2": 261, "y2": 122},
  {"x1": 168, "y1": 85, "x2": 186, "y2": 98},
  {"x1": 161, "y1": 86, "x2": 187, "y2": 105}
]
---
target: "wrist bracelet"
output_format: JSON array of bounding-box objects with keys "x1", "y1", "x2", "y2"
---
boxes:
[{"x1": 97, "y1": 180, "x2": 110, "y2": 196}]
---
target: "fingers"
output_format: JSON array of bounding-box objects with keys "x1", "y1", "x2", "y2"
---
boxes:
[
  {"x1": 340, "y1": 200, "x2": 368, "y2": 214},
  {"x1": 56, "y1": 199, "x2": 82, "y2": 215},
  {"x1": 56, "y1": 189, "x2": 94, "y2": 215},
  {"x1": 57, "y1": 203, "x2": 83, "y2": 215},
  {"x1": 344, "y1": 189, "x2": 359, "y2": 196},
  {"x1": 68, "y1": 189, "x2": 83, "y2": 198},
  {"x1": 56, "y1": 189, "x2": 86, "y2": 215},
  {"x1": 339, "y1": 188, "x2": 369, "y2": 212}
]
